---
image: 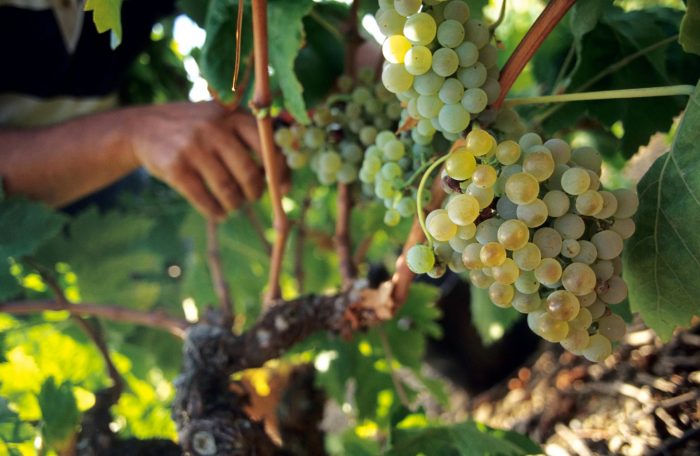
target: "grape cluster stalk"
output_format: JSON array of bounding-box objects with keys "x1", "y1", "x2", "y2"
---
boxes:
[
  {"x1": 407, "y1": 128, "x2": 638, "y2": 362},
  {"x1": 375, "y1": 0, "x2": 502, "y2": 142}
]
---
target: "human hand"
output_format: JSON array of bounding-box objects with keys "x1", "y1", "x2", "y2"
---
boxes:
[{"x1": 130, "y1": 101, "x2": 275, "y2": 220}]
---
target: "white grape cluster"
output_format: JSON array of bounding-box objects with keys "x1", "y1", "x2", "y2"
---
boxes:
[
  {"x1": 407, "y1": 128, "x2": 638, "y2": 362},
  {"x1": 375, "y1": 0, "x2": 501, "y2": 142},
  {"x1": 273, "y1": 70, "x2": 402, "y2": 185}
]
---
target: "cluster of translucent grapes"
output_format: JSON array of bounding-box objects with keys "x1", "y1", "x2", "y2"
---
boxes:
[
  {"x1": 375, "y1": 0, "x2": 501, "y2": 141},
  {"x1": 407, "y1": 128, "x2": 639, "y2": 362},
  {"x1": 273, "y1": 70, "x2": 403, "y2": 186}
]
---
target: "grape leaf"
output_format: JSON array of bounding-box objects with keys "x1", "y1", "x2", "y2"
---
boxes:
[
  {"x1": 680, "y1": 0, "x2": 700, "y2": 56},
  {"x1": 37, "y1": 378, "x2": 80, "y2": 448},
  {"x1": 623, "y1": 82, "x2": 700, "y2": 341},
  {"x1": 84, "y1": 0, "x2": 123, "y2": 47},
  {"x1": 387, "y1": 421, "x2": 541, "y2": 456},
  {"x1": 470, "y1": 286, "x2": 522, "y2": 346},
  {"x1": 0, "y1": 259, "x2": 22, "y2": 301},
  {"x1": 0, "y1": 397, "x2": 34, "y2": 445},
  {"x1": 0, "y1": 198, "x2": 67, "y2": 260},
  {"x1": 268, "y1": 0, "x2": 313, "y2": 124}
]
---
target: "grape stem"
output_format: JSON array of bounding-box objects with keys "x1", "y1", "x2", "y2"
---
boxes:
[
  {"x1": 504, "y1": 85, "x2": 695, "y2": 107},
  {"x1": 416, "y1": 154, "x2": 449, "y2": 248}
]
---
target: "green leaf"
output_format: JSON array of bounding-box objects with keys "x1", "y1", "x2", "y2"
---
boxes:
[
  {"x1": 268, "y1": 0, "x2": 313, "y2": 124},
  {"x1": 623, "y1": 83, "x2": 700, "y2": 341},
  {"x1": 199, "y1": 0, "x2": 254, "y2": 103},
  {"x1": 84, "y1": 0, "x2": 123, "y2": 47},
  {"x1": 680, "y1": 0, "x2": 700, "y2": 56},
  {"x1": 387, "y1": 421, "x2": 540, "y2": 456},
  {"x1": 0, "y1": 198, "x2": 67, "y2": 260},
  {"x1": 570, "y1": 0, "x2": 607, "y2": 42},
  {"x1": 470, "y1": 286, "x2": 522, "y2": 346},
  {"x1": 0, "y1": 259, "x2": 22, "y2": 301},
  {"x1": 0, "y1": 397, "x2": 34, "y2": 444},
  {"x1": 37, "y1": 378, "x2": 80, "y2": 448}
]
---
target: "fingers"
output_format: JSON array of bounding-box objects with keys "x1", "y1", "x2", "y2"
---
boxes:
[
  {"x1": 200, "y1": 124, "x2": 265, "y2": 202},
  {"x1": 168, "y1": 161, "x2": 226, "y2": 221},
  {"x1": 187, "y1": 145, "x2": 245, "y2": 212}
]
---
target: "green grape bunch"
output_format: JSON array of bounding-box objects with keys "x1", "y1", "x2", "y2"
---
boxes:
[
  {"x1": 407, "y1": 127, "x2": 638, "y2": 363},
  {"x1": 375, "y1": 0, "x2": 501, "y2": 142}
]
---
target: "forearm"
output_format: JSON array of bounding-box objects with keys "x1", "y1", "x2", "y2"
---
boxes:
[{"x1": 0, "y1": 107, "x2": 142, "y2": 207}]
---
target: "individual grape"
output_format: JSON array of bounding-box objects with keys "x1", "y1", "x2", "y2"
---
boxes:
[
  {"x1": 448, "y1": 236, "x2": 469, "y2": 253},
  {"x1": 374, "y1": 177, "x2": 394, "y2": 199},
  {"x1": 469, "y1": 269, "x2": 493, "y2": 288},
  {"x1": 438, "y1": 103, "x2": 470, "y2": 133},
  {"x1": 466, "y1": 183, "x2": 494, "y2": 209},
  {"x1": 475, "y1": 218, "x2": 502, "y2": 244},
  {"x1": 445, "y1": 147, "x2": 476, "y2": 180},
  {"x1": 569, "y1": 307, "x2": 593, "y2": 330},
  {"x1": 528, "y1": 311, "x2": 569, "y2": 343},
  {"x1": 588, "y1": 299, "x2": 606, "y2": 319},
  {"x1": 560, "y1": 239, "x2": 581, "y2": 258},
  {"x1": 384, "y1": 208, "x2": 401, "y2": 226},
  {"x1": 553, "y1": 213, "x2": 585, "y2": 240},
  {"x1": 489, "y1": 283, "x2": 515, "y2": 308},
  {"x1": 591, "y1": 230, "x2": 624, "y2": 260},
  {"x1": 286, "y1": 151, "x2": 308, "y2": 169},
  {"x1": 578, "y1": 291, "x2": 597, "y2": 308},
  {"x1": 480, "y1": 242, "x2": 507, "y2": 267},
  {"x1": 439, "y1": 78, "x2": 464, "y2": 104},
  {"x1": 597, "y1": 314, "x2": 626, "y2": 341},
  {"x1": 478, "y1": 44, "x2": 498, "y2": 68},
  {"x1": 611, "y1": 218, "x2": 635, "y2": 239},
  {"x1": 376, "y1": 8, "x2": 407, "y2": 36},
  {"x1": 481, "y1": 78, "x2": 501, "y2": 104},
  {"x1": 544, "y1": 138, "x2": 571, "y2": 165},
  {"x1": 383, "y1": 139, "x2": 406, "y2": 161},
  {"x1": 443, "y1": 0, "x2": 470, "y2": 23},
  {"x1": 462, "y1": 243, "x2": 483, "y2": 269},
  {"x1": 437, "y1": 19, "x2": 465, "y2": 48},
  {"x1": 572, "y1": 146, "x2": 602, "y2": 174},
  {"x1": 561, "y1": 262, "x2": 597, "y2": 296},
  {"x1": 546, "y1": 164, "x2": 569, "y2": 192},
  {"x1": 573, "y1": 240, "x2": 597, "y2": 265},
  {"x1": 512, "y1": 291, "x2": 542, "y2": 313},
  {"x1": 382, "y1": 63, "x2": 414, "y2": 93},
  {"x1": 586, "y1": 169, "x2": 601, "y2": 191},
  {"x1": 518, "y1": 132, "x2": 542, "y2": 151},
  {"x1": 612, "y1": 188, "x2": 639, "y2": 219},
  {"x1": 417, "y1": 118, "x2": 436, "y2": 136},
  {"x1": 582, "y1": 334, "x2": 612, "y2": 362},
  {"x1": 455, "y1": 41, "x2": 479, "y2": 67},
  {"x1": 417, "y1": 94, "x2": 444, "y2": 118},
  {"x1": 561, "y1": 328, "x2": 590, "y2": 354},
  {"x1": 432, "y1": 48, "x2": 459, "y2": 77},
  {"x1": 428, "y1": 262, "x2": 447, "y2": 279},
  {"x1": 497, "y1": 219, "x2": 529, "y2": 251},
  {"x1": 382, "y1": 34, "x2": 412, "y2": 63},
  {"x1": 591, "y1": 260, "x2": 614, "y2": 281},
  {"x1": 595, "y1": 191, "x2": 618, "y2": 219},
  {"x1": 472, "y1": 164, "x2": 497, "y2": 188},
  {"x1": 522, "y1": 146, "x2": 555, "y2": 181},
  {"x1": 404, "y1": 46, "x2": 433, "y2": 75},
  {"x1": 394, "y1": 0, "x2": 421, "y2": 17},
  {"x1": 496, "y1": 196, "x2": 518, "y2": 220},
  {"x1": 413, "y1": 71, "x2": 444, "y2": 95},
  {"x1": 533, "y1": 227, "x2": 563, "y2": 258},
  {"x1": 319, "y1": 151, "x2": 342, "y2": 173},
  {"x1": 516, "y1": 199, "x2": 548, "y2": 228},
  {"x1": 466, "y1": 129, "x2": 494, "y2": 157},
  {"x1": 425, "y1": 208, "x2": 447, "y2": 227},
  {"x1": 492, "y1": 258, "x2": 520, "y2": 285},
  {"x1": 396, "y1": 197, "x2": 415, "y2": 218},
  {"x1": 461, "y1": 88, "x2": 488, "y2": 114},
  {"x1": 457, "y1": 62, "x2": 487, "y2": 88},
  {"x1": 495, "y1": 140, "x2": 521, "y2": 165},
  {"x1": 337, "y1": 163, "x2": 358, "y2": 184},
  {"x1": 513, "y1": 243, "x2": 541, "y2": 271},
  {"x1": 464, "y1": 19, "x2": 489, "y2": 48},
  {"x1": 434, "y1": 241, "x2": 453, "y2": 261},
  {"x1": 406, "y1": 97, "x2": 420, "y2": 118},
  {"x1": 546, "y1": 290, "x2": 580, "y2": 321},
  {"x1": 534, "y1": 258, "x2": 563, "y2": 286},
  {"x1": 495, "y1": 164, "x2": 522, "y2": 195},
  {"x1": 515, "y1": 270, "x2": 540, "y2": 294},
  {"x1": 505, "y1": 172, "x2": 539, "y2": 205},
  {"x1": 446, "y1": 194, "x2": 480, "y2": 225},
  {"x1": 274, "y1": 128, "x2": 294, "y2": 148},
  {"x1": 561, "y1": 167, "x2": 591, "y2": 195},
  {"x1": 457, "y1": 223, "x2": 476, "y2": 240},
  {"x1": 575, "y1": 190, "x2": 604, "y2": 216},
  {"x1": 380, "y1": 162, "x2": 402, "y2": 181},
  {"x1": 428, "y1": 210, "x2": 458, "y2": 242},
  {"x1": 407, "y1": 244, "x2": 436, "y2": 274},
  {"x1": 598, "y1": 275, "x2": 628, "y2": 304},
  {"x1": 542, "y1": 190, "x2": 569, "y2": 218}
]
